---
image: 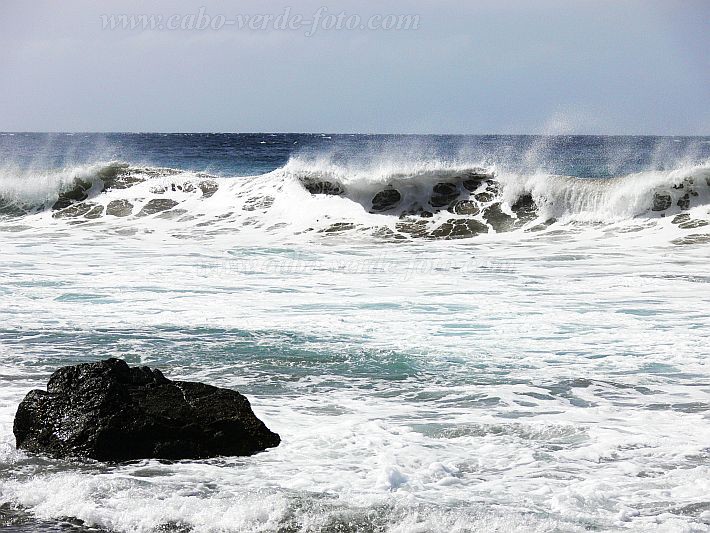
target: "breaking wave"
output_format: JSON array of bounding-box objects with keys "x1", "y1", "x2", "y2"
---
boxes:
[{"x1": 1, "y1": 158, "x2": 709, "y2": 243}]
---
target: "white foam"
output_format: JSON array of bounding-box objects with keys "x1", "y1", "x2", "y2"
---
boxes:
[
  {"x1": 0, "y1": 161, "x2": 125, "y2": 210},
  {"x1": 2, "y1": 157, "x2": 709, "y2": 247},
  {"x1": 1, "y1": 156, "x2": 709, "y2": 532},
  {"x1": 500, "y1": 165, "x2": 710, "y2": 223}
]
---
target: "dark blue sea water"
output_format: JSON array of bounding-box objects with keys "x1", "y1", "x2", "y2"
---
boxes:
[{"x1": 1, "y1": 133, "x2": 707, "y2": 179}]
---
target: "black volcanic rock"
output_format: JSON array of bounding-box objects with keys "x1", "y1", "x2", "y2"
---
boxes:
[
  {"x1": 300, "y1": 177, "x2": 344, "y2": 195},
  {"x1": 52, "y1": 178, "x2": 93, "y2": 210},
  {"x1": 371, "y1": 188, "x2": 401, "y2": 212},
  {"x1": 430, "y1": 182, "x2": 460, "y2": 207},
  {"x1": 106, "y1": 199, "x2": 134, "y2": 217},
  {"x1": 511, "y1": 194, "x2": 538, "y2": 222},
  {"x1": 677, "y1": 193, "x2": 690, "y2": 210},
  {"x1": 429, "y1": 218, "x2": 489, "y2": 239},
  {"x1": 448, "y1": 200, "x2": 479, "y2": 216},
  {"x1": 198, "y1": 180, "x2": 219, "y2": 198},
  {"x1": 52, "y1": 202, "x2": 95, "y2": 219},
  {"x1": 13, "y1": 358, "x2": 280, "y2": 461},
  {"x1": 136, "y1": 199, "x2": 179, "y2": 217},
  {"x1": 483, "y1": 203, "x2": 516, "y2": 232},
  {"x1": 652, "y1": 192, "x2": 672, "y2": 211}
]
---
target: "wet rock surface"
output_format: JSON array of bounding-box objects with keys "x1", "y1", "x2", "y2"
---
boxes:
[
  {"x1": 51, "y1": 200, "x2": 106, "y2": 220},
  {"x1": 511, "y1": 194, "x2": 538, "y2": 223},
  {"x1": 462, "y1": 175, "x2": 488, "y2": 192},
  {"x1": 105, "y1": 174, "x2": 146, "y2": 190},
  {"x1": 483, "y1": 203, "x2": 516, "y2": 232},
  {"x1": 137, "y1": 199, "x2": 179, "y2": 217},
  {"x1": 672, "y1": 233, "x2": 710, "y2": 246},
  {"x1": 429, "y1": 218, "x2": 489, "y2": 239},
  {"x1": 678, "y1": 219, "x2": 709, "y2": 230},
  {"x1": 13, "y1": 358, "x2": 280, "y2": 461},
  {"x1": 105, "y1": 200, "x2": 134, "y2": 217},
  {"x1": 395, "y1": 218, "x2": 431, "y2": 238},
  {"x1": 677, "y1": 193, "x2": 691, "y2": 210},
  {"x1": 430, "y1": 183, "x2": 460, "y2": 207},
  {"x1": 484, "y1": 180, "x2": 500, "y2": 194},
  {"x1": 474, "y1": 192, "x2": 495, "y2": 203},
  {"x1": 448, "y1": 200, "x2": 480, "y2": 216},
  {"x1": 371, "y1": 189, "x2": 402, "y2": 212},
  {"x1": 321, "y1": 222, "x2": 357, "y2": 233},
  {"x1": 52, "y1": 179, "x2": 93, "y2": 210},
  {"x1": 300, "y1": 178, "x2": 344, "y2": 195},
  {"x1": 652, "y1": 192, "x2": 673, "y2": 211},
  {"x1": 671, "y1": 214, "x2": 709, "y2": 230},
  {"x1": 198, "y1": 180, "x2": 220, "y2": 198},
  {"x1": 52, "y1": 202, "x2": 94, "y2": 219},
  {"x1": 84, "y1": 205, "x2": 104, "y2": 220}
]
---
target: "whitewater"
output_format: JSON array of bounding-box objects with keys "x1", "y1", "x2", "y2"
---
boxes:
[{"x1": 0, "y1": 133, "x2": 709, "y2": 532}]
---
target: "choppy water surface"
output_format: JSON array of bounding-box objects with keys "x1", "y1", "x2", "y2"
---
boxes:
[{"x1": 0, "y1": 134, "x2": 709, "y2": 532}]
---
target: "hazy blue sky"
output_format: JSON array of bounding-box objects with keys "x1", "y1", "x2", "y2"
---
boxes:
[{"x1": 1, "y1": 0, "x2": 708, "y2": 134}]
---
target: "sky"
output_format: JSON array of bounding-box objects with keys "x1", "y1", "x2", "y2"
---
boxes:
[{"x1": 0, "y1": 0, "x2": 708, "y2": 134}]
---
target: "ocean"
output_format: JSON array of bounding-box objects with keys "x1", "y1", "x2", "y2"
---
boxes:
[{"x1": 0, "y1": 133, "x2": 709, "y2": 532}]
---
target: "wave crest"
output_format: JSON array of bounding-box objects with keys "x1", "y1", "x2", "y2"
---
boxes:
[{"x1": 1, "y1": 158, "x2": 709, "y2": 243}]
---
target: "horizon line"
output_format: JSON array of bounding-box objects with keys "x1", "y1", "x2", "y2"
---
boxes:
[{"x1": 1, "y1": 131, "x2": 709, "y2": 137}]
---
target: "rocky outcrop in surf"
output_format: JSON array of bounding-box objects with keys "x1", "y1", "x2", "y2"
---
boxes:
[
  {"x1": 13, "y1": 358, "x2": 280, "y2": 461},
  {"x1": 293, "y1": 163, "x2": 710, "y2": 240},
  {"x1": 0, "y1": 162, "x2": 222, "y2": 221},
  {"x1": 1, "y1": 160, "x2": 709, "y2": 243},
  {"x1": 295, "y1": 169, "x2": 547, "y2": 239}
]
